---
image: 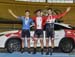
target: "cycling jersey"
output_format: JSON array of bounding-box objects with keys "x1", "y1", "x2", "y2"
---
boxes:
[{"x1": 18, "y1": 16, "x2": 34, "y2": 30}]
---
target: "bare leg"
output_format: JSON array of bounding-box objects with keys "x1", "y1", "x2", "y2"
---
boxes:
[
  {"x1": 27, "y1": 38, "x2": 31, "y2": 53},
  {"x1": 27, "y1": 38, "x2": 30, "y2": 48},
  {"x1": 34, "y1": 38, "x2": 37, "y2": 48},
  {"x1": 40, "y1": 38, "x2": 44, "y2": 49},
  {"x1": 22, "y1": 38, "x2": 25, "y2": 48},
  {"x1": 40, "y1": 38, "x2": 44, "y2": 54},
  {"x1": 51, "y1": 38, "x2": 54, "y2": 48},
  {"x1": 46, "y1": 38, "x2": 49, "y2": 48},
  {"x1": 21, "y1": 38, "x2": 25, "y2": 53},
  {"x1": 46, "y1": 38, "x2": 49, "y2": 55},
  {"x1": 50, "y1": 38, "x2": 54, "y2": 55},
  {"x1": 33, "y1": 38, "x2": 37, "y2": 54}
]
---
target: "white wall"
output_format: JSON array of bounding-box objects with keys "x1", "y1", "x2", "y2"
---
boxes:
[
  {"x1": 16, "y1": 0, "x2": 73, "y2": 3},
  {"x1": 16, "y1": 0, "x2": 45, "y2": 2},
  {"x1": 48, "y1": 0, "x2": 73, "y2": 3}
]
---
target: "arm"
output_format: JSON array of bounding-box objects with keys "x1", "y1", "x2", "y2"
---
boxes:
[
  {"x1": 30, "y1": 19, "x2": 35, "y2": 27},
  {"x1": 32, "y1": 16, "x2": 35, "y2": 21},
  {"x1": 30, "y1": 24, "x2": 35, "y2": 27},
  {"x1": 54, "y1": 7, "x2": 71, "y2": 19},
  {"x1": 42, "y1": 16, "x2": 47, "y2": 26},
  {"x1": 8, "y1": 9, "x2": 18, "y2": 19}
]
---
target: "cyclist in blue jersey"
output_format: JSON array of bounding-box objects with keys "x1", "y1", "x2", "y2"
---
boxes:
[{"x1": 8, "y1": 9, "x2": 34, "y2": 53}]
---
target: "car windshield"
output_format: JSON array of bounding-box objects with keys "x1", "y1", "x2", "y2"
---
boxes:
[
  {"x1": 69, "y1": 25, "x2": 75, "y2": 29},
  {"x1": 54, "y1": 23, "x2": 72, "y2": 30}
]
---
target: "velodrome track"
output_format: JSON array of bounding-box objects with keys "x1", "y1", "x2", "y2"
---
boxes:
[
  {"x1": 0, "y1": 52, "x2": 75, "y2": 57},
  {"x1": 0, "y1": 48, "x2": 75, "y2": 57}
]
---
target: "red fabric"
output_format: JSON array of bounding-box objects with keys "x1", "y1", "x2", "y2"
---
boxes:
[
  {"x1": 53, "y1": 10, "x2": 68, "y2": 19},
  {"x1": 32, "y1": 11, "x2": 68, "y2": 29},
  {"x1": 32, "y1": 16, "x2": 47, "y2": 29},
  {"x1": 45, "y1": 10, "x2": 68, "y2": 20}
]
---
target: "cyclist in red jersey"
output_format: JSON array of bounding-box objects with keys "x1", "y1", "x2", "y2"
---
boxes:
[
  {"x1": 32, "y1": 9, "x2": 46, "y2": 54},
  {"x1": 45, "y1": 7, "x2": 71, "y2": 55}
]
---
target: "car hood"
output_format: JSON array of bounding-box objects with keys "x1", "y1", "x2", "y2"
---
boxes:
[{"x1": 0, "y1": 30, "x2": 19, "y2": 35}]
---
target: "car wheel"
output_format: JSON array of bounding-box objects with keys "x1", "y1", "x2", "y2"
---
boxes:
[
  {"x1": 59, "y1": 38, "x2": 74, "y2": 53},
  {"x1": 6, "y1": 39, "x2": 21, "y2": 53}
]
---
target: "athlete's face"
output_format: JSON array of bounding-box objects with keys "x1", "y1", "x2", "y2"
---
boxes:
[
  {"x1": 48, "y1": 9, "x2": 52, "y2": 15},
  {"x1": 36, "y1": 11, "x2": 41, "y2": 17},
  {"x1": 25, "y1": 12, "x2": 30, "y2": 17},
  {"x1": 41, "y1": 12, "x2": 43, "y2": 16}
]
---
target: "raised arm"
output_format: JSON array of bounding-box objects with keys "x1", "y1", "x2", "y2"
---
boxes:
[
  {"x1": 8, "y1": 9, "x2": 18, "y2": 19},
  {"x1": 54, "y1": 7, "x2": 71, "y2": 19}
]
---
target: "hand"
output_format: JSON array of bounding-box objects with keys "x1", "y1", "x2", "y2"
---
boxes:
[
  {"x1": 30, "y1": 25, "x2": 33, "y2": 27},
  {"x1": 66, "y1": 7, "x2": 71, "y2": 12},
  {"x1": 30, "y1": 24, "x2": 35, "y2": 27},
  {"x1": 8, "y1": 9, "x2": 18, "y2": 19},
  {"x1": 8, "y1": 9, "x2": 12, "y2": 13}
]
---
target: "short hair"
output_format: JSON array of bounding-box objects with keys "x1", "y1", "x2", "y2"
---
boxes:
[
  {"x1": 34, "y1": 9, "x2": 42, "y2": 13},
  {"x1": 25, "y1": 10, "x2": 30, "y2": 13},
  {"x1": 47, "y1": 8, "x2": 52, "y2": 11}
]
